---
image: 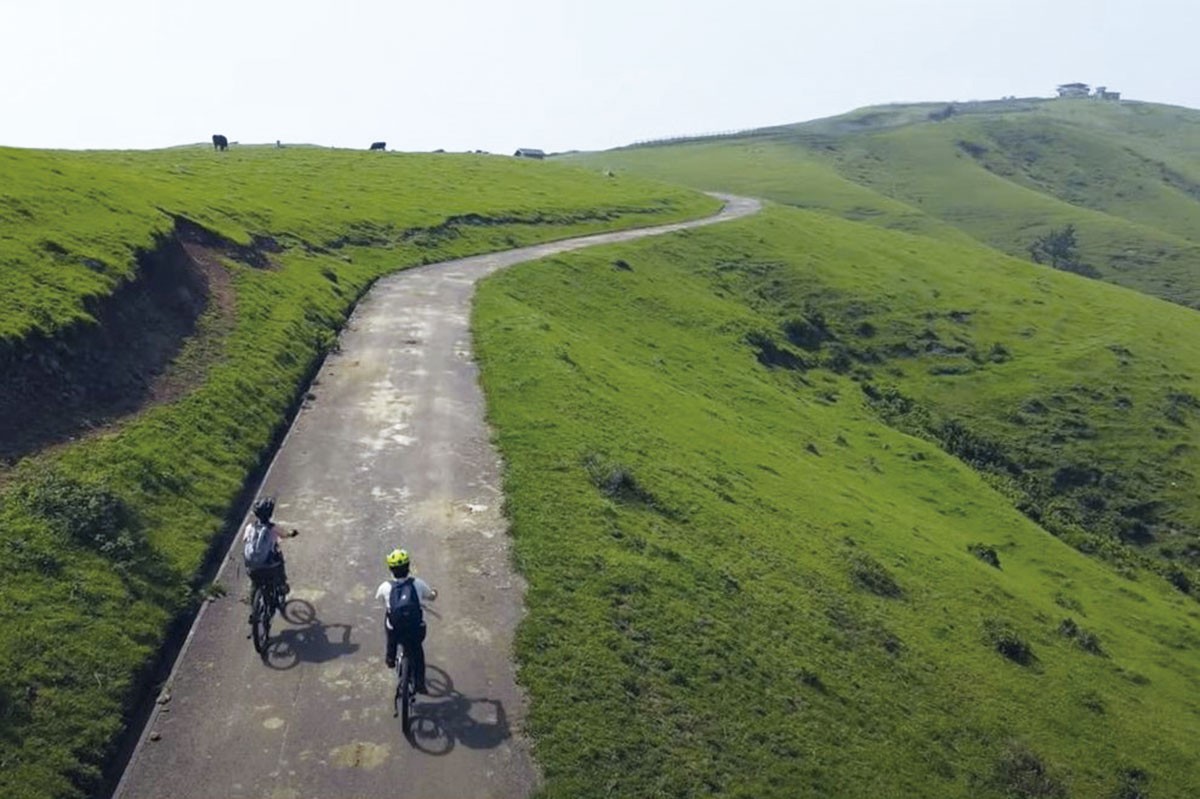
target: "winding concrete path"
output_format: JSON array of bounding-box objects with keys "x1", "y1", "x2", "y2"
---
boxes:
[{"x1": 115, "y1": 194, "x2": 760, "y2": 799}]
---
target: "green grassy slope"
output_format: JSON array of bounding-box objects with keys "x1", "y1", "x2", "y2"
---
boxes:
[
  {"x1": 0, "y1": 146, "x2": 717, "y2": 799},
  {"x1": 567, "y1": 98, "x2": 1200, "y2": 309},
  {"x1": 0, "y1": 146, "x2": 713, "y2": 345},
  {"x1": 565, "y1": 140, "x2": 975, "y2": 244},
  {"x1": 474, "y1": 205, "x2": 1200, "y2": 798}
]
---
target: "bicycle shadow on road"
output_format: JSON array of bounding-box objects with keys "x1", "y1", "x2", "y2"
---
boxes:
[
  {"x1": 263, "y1": 598, "x2": 360, "y2": 670},
  {"x1": 406, "y1": 664, "x2": 512, "y2": 756}
]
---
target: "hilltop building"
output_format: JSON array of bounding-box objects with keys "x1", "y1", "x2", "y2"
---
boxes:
[
  {"x1": 1056, "y1": 83, "x2": 1091, "y2": 98},
  {"x1": 514, "y1": 148, "x2": 545, "y2": 159},
  {"x1": 1055, "y1": 83, "x2": 1120, "y2": 100}
]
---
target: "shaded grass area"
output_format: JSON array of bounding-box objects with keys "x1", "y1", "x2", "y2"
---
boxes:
[
  {"x1": 567, "y1": 98, "x2": 1200, "y2": 309},
  {"x1": 474, "y1": 206, "x2": 1200, "y2": 797},
  {"x1": 0, "y1": 146, "x2": 717, "y2": 799}
]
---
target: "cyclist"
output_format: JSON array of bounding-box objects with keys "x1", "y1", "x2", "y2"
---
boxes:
[
  {"x1": 243, "y1": 497, "x2": 290, "y2": 597},
  {"x1": 376, "y1": 548, "x2": 437, "y2": 693}
]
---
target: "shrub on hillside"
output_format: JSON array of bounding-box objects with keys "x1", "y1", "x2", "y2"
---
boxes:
[
  {"x1": 987, "y1": 742, "x2": 1068, "y2": 799},
  {"x1": 848, "y1": 552, "x2": 903, "y2": 599},
  {"x1": 929, "y1": 104, "x2": 957, "y2": 122},
  {"x1": 13, "y1": 468, "x2": 141, "y2": 565},
  {"x1": 583, "y1": 453, "x2": 659, "y2": 508},
  {"x1": 1114, "y1": 768, "x2": 1152, "y2": 799},
  {"x1": 1166, "y1": 568, "x2": 1192, "y2": 595},
  {"x1": 984, "y1": 618, "x2": 1036, "y2": 666},
  {"x1": 1058, "y1": 617, "x2": 1105, "y2": 656},
  {"x1": 783, "y1": 314, "x2": 834, "y2": 351},
  {"x1": 1029, "y1": 224, "x2": 1101, "y2": 278},
  {"x1": 746, "y1": 331, "x2": 808, "y2": 371},
  {"x1": 968, "y1": 543, "x2": 1002, "y2": 568}
]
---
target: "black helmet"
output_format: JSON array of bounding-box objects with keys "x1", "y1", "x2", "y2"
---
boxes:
[{"x1": 253, "y1": 496, "x2": 275, "y2": 523}]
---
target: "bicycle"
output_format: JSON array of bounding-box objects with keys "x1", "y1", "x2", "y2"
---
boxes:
[
  {"x1": 393, "y1": 644, "x2": 417, "y2": 735},
  {"x1": 248, "y1": 570, "x2": 287, "y2": 655}
]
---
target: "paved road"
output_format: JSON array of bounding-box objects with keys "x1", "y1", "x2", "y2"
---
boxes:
[{"x1": 115, "y1": 194, "x2": 761, "y2": 799}]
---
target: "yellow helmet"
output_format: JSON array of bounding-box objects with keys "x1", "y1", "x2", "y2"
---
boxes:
[{"x1": 386, "y1": 548, "x2": 410, "y2": 569}]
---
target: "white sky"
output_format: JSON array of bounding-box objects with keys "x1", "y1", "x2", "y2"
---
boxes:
[{"x1": 1, "y1": 0, "x2": 1196, "y2": 153}]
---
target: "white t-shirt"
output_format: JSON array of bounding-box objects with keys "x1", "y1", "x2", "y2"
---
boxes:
[{"x1": 376, "y1": 577, "x2": 436, "y2": 629}]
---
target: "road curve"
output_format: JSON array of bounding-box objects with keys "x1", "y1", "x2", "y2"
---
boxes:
[{"x1": 114, "y1": 194, "x2": 761, "y2": 799}]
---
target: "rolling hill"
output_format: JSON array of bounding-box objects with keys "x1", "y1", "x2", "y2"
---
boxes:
[
  {"x1": 474, "y1": 203, "x2": 1200, "y2": 798},
  {"x1": 568, "y1": 98, "x2": 1200, "y2": 309},
  {"x1": 565, "y1": 97, "x2": 1200, "y2": 594}
]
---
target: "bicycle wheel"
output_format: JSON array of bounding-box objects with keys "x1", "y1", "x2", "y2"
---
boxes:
[
  {"x1": 399, "y1": 655, "x2": 413, "y2": 734},
  {"x1": 250, "y1": 584, "x2": 269, "y2": 654}
]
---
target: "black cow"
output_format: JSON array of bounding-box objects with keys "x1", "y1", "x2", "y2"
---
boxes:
[
  {"x1": 369, "y1": 141, "x2": 386, "y2": 151},
  {"x1": 212, "y1": 134, "x2": 228, "y2": 151}
]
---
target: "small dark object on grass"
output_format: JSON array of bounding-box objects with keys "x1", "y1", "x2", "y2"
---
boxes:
[
  {"x1": 984, "y1": 619, "x2": 1036, "y2": 666},
  {"x1": 212, "y1": 134, "x2": 228, "y2": 151},
  {"x1": 798, "y1": 668, "x2": 826, "y2": 692},
  {"x1": 1166, "y1": 568, "x2": 1192, "y2": 595},
  {"x1": 1114, "y1": 768, "x2": 1151, "y2": 799},
  {"x1": 613, "y1": 259, "x2": 633, "y2": 271},
  {"x1": 369, "y1": 141, "x2": 386, "y2": 151},
  {"x1": 989, "y1": 742, "x2": 1067, "y2": 798},
  {"x1": 1058, "y1": 617, "x2": 1105, "y2": 655},
  {"x1": 849, "y1": 553, "x2": 903, "y2": 599},
  {"x1": 968, "y1": 543, "x2": 1001, "y2": 569}
]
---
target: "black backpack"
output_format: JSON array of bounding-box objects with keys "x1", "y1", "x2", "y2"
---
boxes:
[{"x1": 388, "y1": 577, "x2": 423, "y2": 633}]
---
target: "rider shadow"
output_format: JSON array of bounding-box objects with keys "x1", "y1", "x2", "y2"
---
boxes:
[
  {"x1": 264, "y1": 599, "x2": 359, "y2": 670},
  {"x1": 406, "y1": 664, "x2": 513, "y2": 756}
]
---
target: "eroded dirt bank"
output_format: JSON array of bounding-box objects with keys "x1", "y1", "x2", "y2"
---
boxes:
[{"x1": 0, "y1": 220, "x2": 238, "y2": 465}]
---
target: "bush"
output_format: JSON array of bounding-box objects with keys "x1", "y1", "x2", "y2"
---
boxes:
[
  {"x1": 1029, "y1": 224, "x2": 1091, "y2": 277},
  {"x1": 1113, "y1": 768, "x2": 1151, "y2": 799},
  {"x1": 989, "y1": 742, "x2": 1068, "y2": 798},
  {"x1": 848, "y1": 552, "x2": 903, "y2": 599},
  {"x1": 969, "y1": 543, "x2": 1002, "y2": 568},
  {"x1": 984, "y1": 618, "x2": 1036, "y2": 666},
  {"x1": 583, "y1": 453, "x2": 658, "y2": 507},
  {"x1": 746, "y1": 331, "x2": 808, "y2": 370},
  {"x1": 1166, "y1": 568, "x2": 1192, "y2": 595},
  {"x1": 1058, "y1": 617, "x2": 1105, "y2": 655},
  {"x1": 783, "y1": 314, "x2": 834, "y2": 351}
]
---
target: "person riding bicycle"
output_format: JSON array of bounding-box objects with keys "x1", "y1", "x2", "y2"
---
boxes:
[
  {"x1": 243, "y1": 497, "x2": 290, "y2": 597},
  {"x1": 376, "y1": 548, "x2": 437, "y2": 693}
]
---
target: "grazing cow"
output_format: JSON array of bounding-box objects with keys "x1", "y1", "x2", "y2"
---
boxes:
[
  {"x1": 369, "y1": 141, "x2": 386, "y2": 151},
  {"x1": 212, "y1": 134, "x2": 228, "y2": 151}
]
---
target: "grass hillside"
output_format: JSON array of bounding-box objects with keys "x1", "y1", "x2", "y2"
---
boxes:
[
  {"x1": 474, "y1": 205, "x2": 1200, "y2": 798},
  {"x1": 0, "y1": 145, "x2": 717, "y2": 799},
  {"x1": 567, "y1": 98, "x2": 1200, "y2": 309},
  {"x1": 0, "y1": 146, "x2": 711, "y2": 345}
]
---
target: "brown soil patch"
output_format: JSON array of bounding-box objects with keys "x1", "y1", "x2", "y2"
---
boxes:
[{"x1": 0, "y1": 220, "x2": 242, "y2": 466}]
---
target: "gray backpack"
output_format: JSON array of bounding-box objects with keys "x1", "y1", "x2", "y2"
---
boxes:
[{"x1": 243, "y1": 521, "x2": 274, "y2": 569}]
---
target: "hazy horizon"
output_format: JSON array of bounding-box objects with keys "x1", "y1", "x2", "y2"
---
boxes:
[{"x1": 3, "y1": 0, "x2": 1198, "y2": 153}]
